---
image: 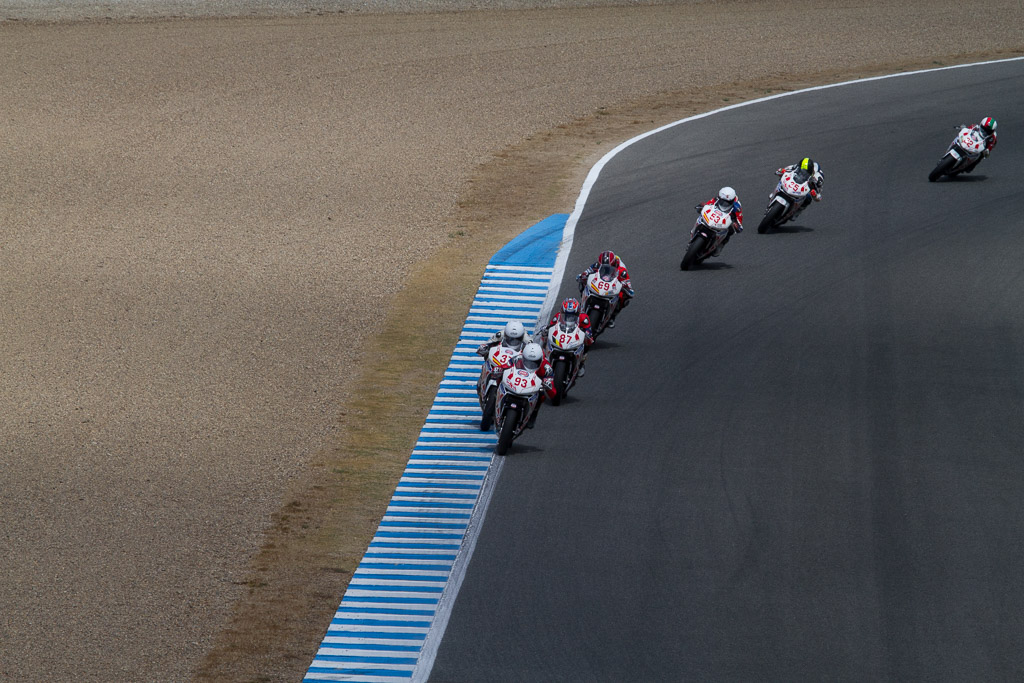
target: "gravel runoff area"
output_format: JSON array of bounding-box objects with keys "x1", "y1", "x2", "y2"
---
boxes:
[{"x1": 2, "y1": 1, "x2": 1023, "y2": 681}]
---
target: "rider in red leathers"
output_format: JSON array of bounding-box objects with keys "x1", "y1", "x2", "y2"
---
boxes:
[
  {"x1": 540, "y1": 297, "x2": 594, "y2": 376},
  {"x1": 575, "y1": 250, "x2": 635, "y2": 328},
  {"x1": 962, "y1": 116, "x2": 998, "y2": 173}
]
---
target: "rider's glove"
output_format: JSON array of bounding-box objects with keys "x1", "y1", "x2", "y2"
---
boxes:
[
  {"x1": 776, "y1": 168, "x2": 785, "y2": 176},
  {"x1": 475, "y1": 344, "x2": 489, "y2": 357}
]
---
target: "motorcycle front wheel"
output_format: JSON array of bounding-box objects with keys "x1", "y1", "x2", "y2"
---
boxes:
[
  {"x1": 929, "y1": 156, "x2": 956, "y2": 182},
  {"x1": 758, "y1": 203, "x2": 785, "y2": 234},
  {"x1": 495, "y1": 407, "x2": 519, "y2": 455},
  {"x1": 587, "y1": 305, "x2": 605, "y2": 335},
  {"x1": 681, "y1": 235, "x2": 706, "y2": 270},
  {"x1": 479, "y1": 386, "x2": 496, "y2": 431},
  {"x1": 552, "y1": 359, "x2": 568, "y2": 406}
]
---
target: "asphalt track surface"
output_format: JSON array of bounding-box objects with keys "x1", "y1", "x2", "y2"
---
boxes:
[{"x1": 430, "y1": 60, "x2": 1024, "y2": 681}]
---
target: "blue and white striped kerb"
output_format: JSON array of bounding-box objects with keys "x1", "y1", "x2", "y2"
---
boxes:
[{"x1": 305, "y1": 214, "x2": 569, "y2": 682}]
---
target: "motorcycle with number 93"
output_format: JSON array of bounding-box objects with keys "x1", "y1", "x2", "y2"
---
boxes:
[{"x1": 494, "y1": 364, "x2": 543, "y2": 455}]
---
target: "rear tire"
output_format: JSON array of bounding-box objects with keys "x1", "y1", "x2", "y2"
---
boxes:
[
  {"x1": 552, "y1": 359, "x2": 568, "y2": 406},
  {"x1": 496, "y1": 407, "x2": 518, "y2": 455},
  {"x1": 929, "y1": 156, "x2": 955, "y2": 182},
  {"x1": 757, "y1": 203, "x2": 785, "y2": 234},
  {"x1": 680, "y1": 235, "x2": 706, "y2": 271},
  {"x1": 479, "y1": 386, "x2": 496, "y2": 431}
]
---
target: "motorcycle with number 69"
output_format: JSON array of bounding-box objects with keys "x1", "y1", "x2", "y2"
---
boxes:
[
  {"x1": 580, "y1": 264, "x2": 623, "y2": 337},
  {"x1": 929, "y1": 125, "x2": 987, "y2": 182},
  {"x1": 494, "y1": 365, "x2": 543, "y2": 455},
  {"x1": 681, "y1": 203, "x2": 733, "y2": 270}
]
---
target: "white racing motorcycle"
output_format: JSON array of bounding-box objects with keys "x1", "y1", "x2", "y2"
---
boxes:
[
  {"x1": 544, "y1": 318, "x2": 586, "y2": 405},
  {"x1": 476, "y1": 341, "x2": 520, "y2": 431},
  {"x1": 681, "y1": 203, "x2": 733, "y2": 270},
  {"x1": 580, "y1": 264, "x2": 623, "y2": 337},
  {"x1": 494, "y1": 364, "x2": 543, "y2": 455},
  {"x1": 757, "y1": 167, "x2": 814, "y2": 234},
  {"x1": 929, "y1": 125, "x2": 987, "y2": 182}
]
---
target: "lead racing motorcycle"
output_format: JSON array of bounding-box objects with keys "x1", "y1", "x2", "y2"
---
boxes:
[
  {"x1": 580, "y1": 263, "x2": 623, "y2": 337},
  {"x1": 681, "y1": 203, "x2": 733, "y2": 270},
  {"x1": 928, "y1": 125, "x2": 987, "y2": 182},
  {"x1": 544, "y1": 317, "x2": 587, "y2": 405},
  {"x1": 476, "y1": 341, "x2": 521, "y2": 431},
  {"x1": 494, "y1": 363, "x2": 543, "y2": 455},
  {"x1": 757, "y1": 167, "x2": 815, "y2": 233}
]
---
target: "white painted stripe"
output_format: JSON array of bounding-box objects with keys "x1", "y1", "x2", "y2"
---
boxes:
[
  {"x1": 306, "y1": 672, "x2": 412, "y2": 683},
  {"x1": 322, "y1": 636, "x2": 426, "y2": 647},
  {"x1": 326, "y1": 623, "x2": 430, "y2": 634},
  {"x1": 485, "y1": 264, "x2": 553, "y2": 272}
]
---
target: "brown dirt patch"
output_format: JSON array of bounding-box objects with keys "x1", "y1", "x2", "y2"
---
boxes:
[{"x1": 1, "y1": 3, "x2": 1021, "y2": 682}]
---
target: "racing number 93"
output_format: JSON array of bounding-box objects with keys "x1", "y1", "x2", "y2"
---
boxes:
[{"x1": 511, "y1": 372, "x2": 532, "y2": 389}]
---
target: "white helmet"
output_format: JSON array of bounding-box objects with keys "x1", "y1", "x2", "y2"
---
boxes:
[
  {"x1": 717, "y1": 186, "x2": 737, "y2": 212},
  {"x1": 503, "y1": 321, "x2": 525, "y2": 349},
  {"x1": 521, "y1": 342, "x2": 544, "y2": 371}
]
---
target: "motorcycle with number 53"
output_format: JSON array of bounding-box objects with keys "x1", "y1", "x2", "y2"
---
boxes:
[{"x1": 681, "y1": 203, "x2": 733, "y2": 270}]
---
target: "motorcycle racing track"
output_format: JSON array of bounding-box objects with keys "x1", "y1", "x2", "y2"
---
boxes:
[{"x1": 430, "y1": 59, "x2": 1024, "y2": 680}]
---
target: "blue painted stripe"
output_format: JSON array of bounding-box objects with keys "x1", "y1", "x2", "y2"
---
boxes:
[
  {"x1": 395, "y1": 483, "x2": 480, "y2": 491},
  {"x1": 358, "y1": 562, "x2": 452, "y2": 571},
  {"x1": 337, "y1": 608, "x2": 436, "y2": 617},
  {"x1": 306, "y1": 667, "x2": 413, "y2": 678},
  {"x1": 340, "y1": 596, "x2": 439, "y2": 604},
  {"x1": 373, "y1": 532, "x2": 464, "y2": 539},
  {"x1": 320, "y1": 642, "x2": 423, "y2": 652},
  {"x1": 353, "y1": 574, "x2": 448, "y2": 583},
  {"x1": 376, "y1": 521, "x2": 467, "y2": 530},
  {"x1": 347, "y1": 584, "x2": 445, "y2": 593},
  {"x1": 323, "y1": 630, "x2": 427, "y2": 639}
]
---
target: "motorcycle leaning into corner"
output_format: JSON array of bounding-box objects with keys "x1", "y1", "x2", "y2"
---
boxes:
[
  {"x1": 757, "y1": 167, "x2": 817, "y2": 233},
  {"x1": 476, "y1": 341, "x2": 521, "y2": 431},
  {"x1": 929, "y1": 125, "x2": 987, "y2": 181},
  {"x1": 494, "y1": 362, "x2": 544, "y2": 455},
  {"x1": 580, "y1": 263, "x2": 623, "y2": 337},
  {"x1": 543, "y1": 317, "x2": 587, "y2": 405},
  {"x1": 681, "y1": 203, "x2": 733, "y2": 270}
]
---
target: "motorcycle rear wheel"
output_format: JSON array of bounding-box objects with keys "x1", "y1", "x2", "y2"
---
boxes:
[
  {"x1": 758, "y1": 203, "x2": 785, "y2": 234},
  {"x1": 929, "y1": 156, "x2": 955, "y2": 182},
  {"x1": 479, "y1": 386, "x2": 496, "y2": 431},
  {"x1": 496, "y1": 407, "x2": 519, "y2": 455},
  {"x1": 681, "y1": 235, "x2": 706, "y2": 270}
]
